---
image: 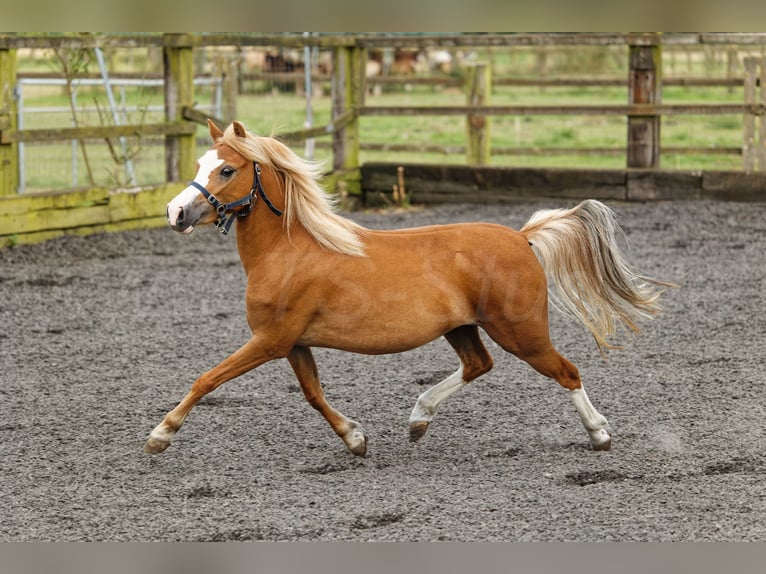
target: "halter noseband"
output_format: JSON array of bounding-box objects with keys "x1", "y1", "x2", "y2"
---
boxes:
[{"x1": 188, "y1": 161, "x2": 283, "y2": 235}]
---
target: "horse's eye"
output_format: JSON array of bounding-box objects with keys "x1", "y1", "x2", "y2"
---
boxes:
[{"x1": 220, "y1": 167, "x2": 235, "y2": 178}]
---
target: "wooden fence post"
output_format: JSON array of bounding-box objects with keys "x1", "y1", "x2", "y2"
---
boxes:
[
  {"x1": 0, "y1": 47, "x2": 18, "y2": 196},
  {"x1": 465, "y1": 62, "x2": 491, "y2": 165},
  {"x1": 331, "y1": 44, "x2": 365, "y2": 196},
  {"x1": 216, "y1": 54, "x2": 239, "y2": 126},
  {"x1": 163, "y1": 34, "x2": 196, "y2": 182},
  {"x1": 743, "y1": 57, "x2": 765, "y2": 172},
  {"x1": 627, "y1": 43, "x2": 662, "y2": 168}
]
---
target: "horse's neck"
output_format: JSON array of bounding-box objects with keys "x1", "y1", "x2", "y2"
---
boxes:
[{"x1": 234, "y1": 205, "x2": 311, "y2": 271}]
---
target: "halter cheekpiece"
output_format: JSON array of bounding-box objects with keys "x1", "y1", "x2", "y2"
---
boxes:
[{"x1": 188, "y1": 161, "x2": 282, "y2": 235}]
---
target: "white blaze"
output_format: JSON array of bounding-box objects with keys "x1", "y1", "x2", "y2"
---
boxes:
[
  {"x1": 166, "y1": 149, "x2": 224, "y2": 229},
  {"x1": 192, "y1": 149, "x2": 225, "y2": 187}
]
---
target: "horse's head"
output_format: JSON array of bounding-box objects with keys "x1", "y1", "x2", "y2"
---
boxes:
[{"x1": 166, "y1": 120, "x2": 258, "y2": 235}]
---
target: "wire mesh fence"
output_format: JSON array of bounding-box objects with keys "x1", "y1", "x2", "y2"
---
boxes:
[{"x1": 17, "y1": 76, "x2": 221, "y2": 192}]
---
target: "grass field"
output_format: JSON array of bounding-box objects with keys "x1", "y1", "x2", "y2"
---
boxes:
[{"x1": 13, "y1": 43, "x2": 753, "y2": 192}]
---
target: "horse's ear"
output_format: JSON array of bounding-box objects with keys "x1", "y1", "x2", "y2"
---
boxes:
[
  {"x1": 208, "y1": 118, "x2": 224, "y2": 141},
  {"x1": 232, "y1": 121, "x2": 248, "y2": 139}
]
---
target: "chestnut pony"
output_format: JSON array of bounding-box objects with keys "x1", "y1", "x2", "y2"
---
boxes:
[{"x1": 145, "y1": 120, "x2": 670, "y2": 456}]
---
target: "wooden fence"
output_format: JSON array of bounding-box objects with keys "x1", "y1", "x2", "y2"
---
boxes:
[{"x1": 2, "y1": 33, "x2": 766, "y2": 247}]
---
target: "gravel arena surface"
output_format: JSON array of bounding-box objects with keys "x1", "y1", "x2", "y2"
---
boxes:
[{"x1": 1, "y1": 198, "x2": 765, "y2": 542}]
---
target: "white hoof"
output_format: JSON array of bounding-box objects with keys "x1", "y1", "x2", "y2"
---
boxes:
[
  {"x1": 589, "y1": 428, "x2": 612, "y2": 451},
  {"x1": 343, "y1": 422, "x2": 367, "y2": 457}
]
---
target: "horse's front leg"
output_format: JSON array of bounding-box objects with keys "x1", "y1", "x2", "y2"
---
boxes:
[
  {"x1": 287, "y1": 346, "x2": 367, "y2": 456},
  {"x1": 144, "y1": 335, "x2": 286, "y2": 454}
]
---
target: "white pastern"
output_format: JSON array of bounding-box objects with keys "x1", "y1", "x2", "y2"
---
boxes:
[
  {"x1": 410, "y1": 367, "x2": 465, "y2": 424},
  {"x1": 149, "y1": 422, "x2": 177, "y2": 445},
  {"x1": 570, "y1": 386, "x2": 611, "y2": 446}
]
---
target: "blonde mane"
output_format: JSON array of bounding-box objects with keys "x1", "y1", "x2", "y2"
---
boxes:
[{"x1": 220, "y1": 126, "x2": 366, "y2": 256}]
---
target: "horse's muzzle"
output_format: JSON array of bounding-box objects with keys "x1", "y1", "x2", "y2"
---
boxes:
[{"x1": 167, "y1": 204, "x2": 194, "y2": 234}]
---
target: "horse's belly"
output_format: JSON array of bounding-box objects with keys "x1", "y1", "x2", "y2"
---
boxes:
[
  {"x1": 297, "y1": 290, "x2": 474, "y2": 354},
  {"x1": 298, "y1": 323, "x2": 459, "y2": 355}
]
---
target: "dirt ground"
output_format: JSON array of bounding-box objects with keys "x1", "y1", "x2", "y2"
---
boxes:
[{"x1": 1, "y1": 198, "x2": 765, "y2": 541}]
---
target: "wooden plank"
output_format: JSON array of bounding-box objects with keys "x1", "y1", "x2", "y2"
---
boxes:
[
  {"x1": 702, "y1": 171, "x2": 766, "y2": 201},
  {"x1": 2, "y1": 122, "x2": 196, "y2": 144},
  {"x1": 247, "y1": 72, "x2": 746, "y2": 90},
  {"x1": 0, "y1": 48, "x2": 17, "y2": 196},
  {"x1": 358, "y1": 104, "x2": 764, "y2": 117},
  {"x1": 245, "y1": 72, "x2": 334, "y2": 84},
  {"x1": 465, "y1": 63, "x2": 490, "y2": 165},
  {"x1": 357, "y1": 33, "x2": 685, "y2": 49},
  {"x1": 330, "y1": 46, "x2": 364, "y2": 196},
  {"x1": 743, "y1": 58, "x2": 758, "y2": 171},
  {"x1": 628, "y1": 43, "x2": 662, "y2": 168},
  {"x1": 361, "y1": 163, "x2": 626, "y2": 205},
  {"x1": 0, "y1": 32, "x2": 652, "y2": 51},
  {"x1": 0, "y1": 34, "x2": 166, "y2": 50},
  {"x1": 698, "y1": 33, "x2": 766, "y2": 45},
  {"x1": 363, "y1": 163, "x2": 766, "y2": 204},
  {"x1": 497, "y1": 77, "x2": 745, "y2": 88},
  {"x1": 164, "y1": 38, "x2": 196, "y2": 182},
  {"x1": 276, "y1": 110, "x2": 356, "y2": 143},
  {"x1": 760, "y1": 59, "x2": 766, "y2": 171},
  {"x1": 220, "y1": 55, "x2": 238, "y2": 125},
  {"x1": 0, "y1": 187, "x2": 110, "y2": 217},
  {"x1": 3, "y1": 32, "x2": 766, "y2": 53},
  {"x1": 332, "y1": 47, "x2": 350, "y2": 174},
  {"x1": 335, "y1": 141, "x2": 741, "y2": 157},
  {"x1": 182, "y1": 106, "x2": 224, "y2": 130},
  {"x1": 0, "y1": 183, "x2": 183, "y2": 240},
  {"x1": 627, "y1": 170, "x2": 702, "y2": 201},
  {"x1": 0, "y1": 216, "x2": 167, "y2": 248},
  {"x1": 107, "y1": 185, "x2": 175, "y2": 221},
  {"x1": 0, "y1": 201, "x2": 112, "y2": 234}
]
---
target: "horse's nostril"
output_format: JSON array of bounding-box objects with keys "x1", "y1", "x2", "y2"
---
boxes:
[{"x1": 177, "y1": 206, "x2": 185, "y2": 223}]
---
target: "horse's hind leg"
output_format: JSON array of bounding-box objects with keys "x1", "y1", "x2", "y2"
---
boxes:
[
  {"x1": 483, "y1": 320, "x2": 611, "y2": 451},
  {"x1": 287, "y1": 346, "x2": 368, "y2": 457},
  {"x1": 522, "y1": 347, "x2": 611, "y2": 450},
  {"x1": 409, "y1": 325, "x2": 494, "y2": 442}
]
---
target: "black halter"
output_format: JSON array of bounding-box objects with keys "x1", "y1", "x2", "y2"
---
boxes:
[{"x1": 188, "y1": 161, "x2": 282, "y2": 235}]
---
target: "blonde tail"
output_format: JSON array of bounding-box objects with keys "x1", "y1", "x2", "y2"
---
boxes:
[{"x1": 521, "y1": 199, "x2": 674, "y2": 354}]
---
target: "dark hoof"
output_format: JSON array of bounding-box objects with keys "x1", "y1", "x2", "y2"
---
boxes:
[
  {"x1": 144, "y1": 437, "x2": 170, "y2": 454},
  {"x1": 409, "y1": 420, "x2": 430, "y2": 443},
  {"x1": 592, "y1": 437, "x2": 612, "y2": 452}
]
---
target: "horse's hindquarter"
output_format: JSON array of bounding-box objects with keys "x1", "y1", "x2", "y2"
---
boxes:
[{"x1": 293, "y1": 222, "x2": 541, "y2": 354}]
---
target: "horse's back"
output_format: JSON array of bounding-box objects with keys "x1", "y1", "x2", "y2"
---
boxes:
[{"x1": 364, "y1": 221, "x2": 539, "y2": 282}]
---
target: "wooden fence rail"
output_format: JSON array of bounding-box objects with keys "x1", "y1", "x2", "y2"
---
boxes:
[
  {"x1": 245, "y1": 73, "x2": 758, "y2": 89},
  {"x1": 357, "y1": 103, "x2": 766, "y2": 117},
  {"x1": 0, "y1": 122, "x2": 195, "y2": 144}
]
